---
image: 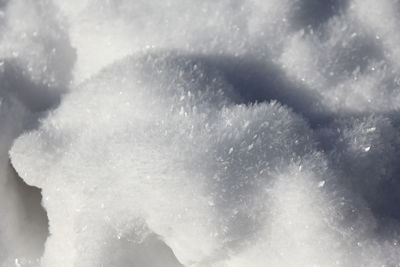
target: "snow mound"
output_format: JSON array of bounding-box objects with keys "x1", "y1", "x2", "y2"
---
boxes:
[{"x1": 10, "y1": 53, "x2": 400, "y2": 266}]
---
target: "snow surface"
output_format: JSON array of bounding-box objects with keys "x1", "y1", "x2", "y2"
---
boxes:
[{"x1": 2, "y1": 0, "x2": 400, "y2": 266}]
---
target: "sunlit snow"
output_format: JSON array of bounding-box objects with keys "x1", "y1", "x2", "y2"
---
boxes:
[{"x1": 2, "y1": 0, "x2": 400, "y2": 266}]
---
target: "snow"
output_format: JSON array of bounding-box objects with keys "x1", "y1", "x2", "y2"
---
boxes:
[{"x1": 2, "y1": 0, "x2": 400, "y2": 266}]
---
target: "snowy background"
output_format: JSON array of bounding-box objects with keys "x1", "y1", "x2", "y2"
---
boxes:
[{"x1": 2, "y1": 0, "x2": 400, "y2": 266}]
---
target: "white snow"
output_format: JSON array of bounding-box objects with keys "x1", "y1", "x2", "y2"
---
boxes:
[{"x1": 2, "y1": 0, "x2": 400, "y2": 266}]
